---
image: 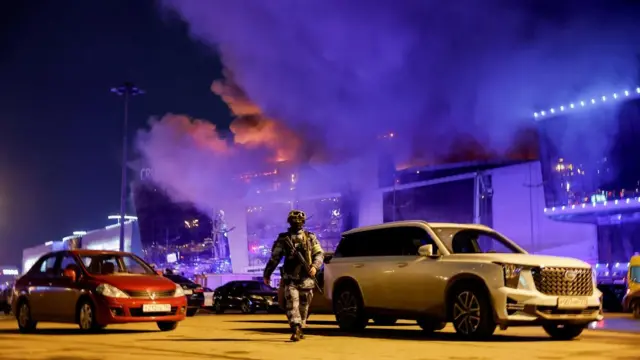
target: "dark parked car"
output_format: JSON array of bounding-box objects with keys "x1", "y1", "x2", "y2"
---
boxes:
[
  {"x1": 164, "y1": 274, "x2": 204, "y2": 317},
  {"x1": 0, "y1": 285, "x2": 13, "y2": 314},
  {"x1": 214, "y1": 280, "x2": 279, "y2": 314}
]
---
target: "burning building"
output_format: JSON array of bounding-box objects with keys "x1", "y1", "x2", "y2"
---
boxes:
[{"x1": 131, "y1": 150, "x2": 599, "y2": 277}]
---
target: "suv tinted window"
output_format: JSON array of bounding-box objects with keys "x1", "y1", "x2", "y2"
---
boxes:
[
  {"x1": 335, "y1": 226, "x2": 439, "y2": 258},
  {"x1": 360, "y1": 229, "x2": 390, "y2": 256},
  {"x1": 391, "y1": 226, "x2": 439, "y2": 256},
  {"x1": 335, "y1": 230, "x2": 383, "y2": 257},
  {"x1": 334, "y1": 234, "x2": 358, "y2": 258}
]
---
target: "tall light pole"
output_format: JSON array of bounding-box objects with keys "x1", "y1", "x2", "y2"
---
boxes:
[{"x1": 111, "y1": 82, "x2": 144, "y2": 252}]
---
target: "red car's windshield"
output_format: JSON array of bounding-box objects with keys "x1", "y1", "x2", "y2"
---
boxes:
[{"x1": 80, "y1": 254, "x2": 155, "y2": 275}]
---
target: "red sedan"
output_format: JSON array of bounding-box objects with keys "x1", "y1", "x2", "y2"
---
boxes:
[{"x1": 12, "y1": 249, "x2": 187, "y2": 333}]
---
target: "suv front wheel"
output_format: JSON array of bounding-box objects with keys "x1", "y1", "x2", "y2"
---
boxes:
[
  {"x1": 333, "y1": 284, "x2": 368, "y2": 332},
  {"x1": 449, "y1": 285, "x2": 496, "y2": 340}
]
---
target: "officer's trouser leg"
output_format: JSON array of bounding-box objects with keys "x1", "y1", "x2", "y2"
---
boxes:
[
  {"x1": 284, "y1": 284, "x2": 301, "y2": 328},
  {"x1": 299, "y1": 289, "x2": 313, "y2": 327}
]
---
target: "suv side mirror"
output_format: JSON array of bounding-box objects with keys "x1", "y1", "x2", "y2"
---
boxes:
[{"x1": 418, "y1": 244, "x2": 435, "y2": 257}]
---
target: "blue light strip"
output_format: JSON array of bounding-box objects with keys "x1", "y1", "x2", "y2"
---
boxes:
[
  {"x1": 534, "y1": 87, "x2": 640, "y2": 120},
  {"x1": 544, "y1": 196, "x2": 640, "y2": 214}
]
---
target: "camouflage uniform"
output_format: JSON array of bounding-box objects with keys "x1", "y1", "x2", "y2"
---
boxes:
[{"x1": 264, "y1": 216, "x2": 324, "y2": 341}]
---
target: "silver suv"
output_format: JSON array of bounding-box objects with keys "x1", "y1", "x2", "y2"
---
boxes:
[{"x1": 324, "y1": 221, "x2": 603, "y2": 340}]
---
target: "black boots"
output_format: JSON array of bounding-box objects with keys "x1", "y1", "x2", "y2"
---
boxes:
[{"x1": 290, "y1": 325, "x2": 303, "y2": 342}]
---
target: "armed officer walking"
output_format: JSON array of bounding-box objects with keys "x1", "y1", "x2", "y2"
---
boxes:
[{"x1": 263, "y1": 210, "x2": 324, "y2": 341}]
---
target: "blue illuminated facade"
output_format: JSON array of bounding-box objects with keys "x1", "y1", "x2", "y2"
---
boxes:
[{"x1": 537, "y1": 87, "x2": 640, "y2": 265}]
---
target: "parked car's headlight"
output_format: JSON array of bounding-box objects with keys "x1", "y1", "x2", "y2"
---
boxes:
[
  {"x1": 591, "y1": 268, "x2": 598, "y2": 285},
  {"x1": 249, "y1": 295, "x2": 264, "y2": 301},
  {"x1": 496, "y1": 263, "x2": 523, "y2": 288},
  {"x1": 174, "y1": 284, "x2": 185, "y2": 297},
  {"x1": 96, "y1": 284, "x2": 129, "y2": 298}
]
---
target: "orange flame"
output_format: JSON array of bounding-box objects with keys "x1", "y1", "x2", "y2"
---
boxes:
[{"x1": 212, "y1": 69, "x2": 302, "y2": 163}]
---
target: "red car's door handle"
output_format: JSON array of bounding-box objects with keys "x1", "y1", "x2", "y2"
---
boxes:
[
  {"x1": 396, "y1": 262, "x2": 408, "y2": 268},
  {"x1": 353, "y1": 264, "x2": 364, "y2": 268}
]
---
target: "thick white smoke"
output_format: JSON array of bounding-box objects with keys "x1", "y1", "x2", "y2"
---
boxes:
[
  {"x1": 138, "y1": 0, "x2": 640, "y2": 212},
  {"x1": 160, "y1": 0, "x2": 639, "y2": 157}
]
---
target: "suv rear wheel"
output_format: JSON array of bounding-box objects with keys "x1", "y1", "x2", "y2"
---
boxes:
[
  {"x1": 333, "y1": 284, "x2": 367, "y2": 332},
  {"x1": 449, "y1": 285, "x2": 496, "y2": 340},
  {"x1": 542, "y1": 324, "x2": 585, "y2": 340}
]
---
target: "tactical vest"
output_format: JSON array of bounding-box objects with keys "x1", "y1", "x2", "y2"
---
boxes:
[{"x1": 278, "y1": 231, "x2": 313, "y2": 279}]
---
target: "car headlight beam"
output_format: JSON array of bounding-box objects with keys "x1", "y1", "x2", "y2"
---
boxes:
[
  {"x1": 95, "y1": 283, "x2": 129, "y2": 298},
  {"x1": 174, "y1": 284, "x2": 185, "y2": 297},
  {"x1": 495, "y1": 263, "x2": 523, "y2": 289}
]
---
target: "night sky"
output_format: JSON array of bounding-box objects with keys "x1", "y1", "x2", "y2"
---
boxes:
[
  {"x1": 2, "y1": 1, "x2": 640, "y2": 268},
  {"x1": 0, "y1": 0, "x2": 230, "y2": 266}
]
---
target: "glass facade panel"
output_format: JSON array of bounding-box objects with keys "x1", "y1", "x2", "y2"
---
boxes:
[
  {"x1": 597, "y1": 223, "x2": 640, "y2": 264},
  {"x1": 382, "y1": 179, "x2": 474, "y2": 224},
  {"x1": 538, "y1": 98, "x2": 640, "y2": 208},
  {"x1": 246, "y1": 196, "x2": 344, "y2": 267},
  {"x1": 133, "y1": 183, "x2": 232, "y2": 276}
]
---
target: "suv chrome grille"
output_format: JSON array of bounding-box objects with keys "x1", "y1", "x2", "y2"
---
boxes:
[
  {"x1": 531, "y1": 267, "x2": 593, "y2": 296},
  {"x1": 124, "y1": 290, "x2": 175, "y2": 299}
]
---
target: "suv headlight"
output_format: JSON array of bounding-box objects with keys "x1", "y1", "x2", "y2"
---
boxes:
[
  {"x1": 174, "y1": 284, "x2": 185, "y2": 297},
  {"x1": 96, "y1": 284, "x2": 129, "y2": 298},
  {"x1": 496, "y1": 263, "x2": 523, "y2": 288}
]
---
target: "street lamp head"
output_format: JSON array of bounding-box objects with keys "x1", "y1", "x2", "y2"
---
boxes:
[{"x1": 110, "y1": 83, "x2": 145, "y2": 96}]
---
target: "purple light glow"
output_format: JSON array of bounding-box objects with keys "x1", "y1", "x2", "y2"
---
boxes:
[{"x1": 534, "y1": 87, "x2": 640, "y2": 120}]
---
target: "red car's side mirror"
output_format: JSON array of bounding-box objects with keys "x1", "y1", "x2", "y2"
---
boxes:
[
  {"x1": 156, "y1": 270, "x2": 163, "y2": 275},
  {"x1": 63, "y1": 269, "x2": 77, "y2": 282}
]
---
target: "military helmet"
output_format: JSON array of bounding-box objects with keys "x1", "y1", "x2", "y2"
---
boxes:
[{"x1": 287, "y1": 209, "x2": 306, "y2": 227}]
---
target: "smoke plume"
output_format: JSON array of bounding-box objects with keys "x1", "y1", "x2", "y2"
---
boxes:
[{"x1": 138, "y1": 0, "x2": 640, "y2": 212}]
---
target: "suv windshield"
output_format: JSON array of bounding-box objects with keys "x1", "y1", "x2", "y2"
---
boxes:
[
  {"x1": 432, "y1": 227, "x2": 524, "y2": 254},
  {"x1": 80, "y1": 254, "x2": 155, "y2": 275}
]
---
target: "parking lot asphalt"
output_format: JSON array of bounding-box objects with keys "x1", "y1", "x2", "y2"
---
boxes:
[{"x1": 0, "y1": 313, "x2": 638, "y2": 360}]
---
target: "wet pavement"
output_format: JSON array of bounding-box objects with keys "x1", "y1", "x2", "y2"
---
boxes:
[{"x1": 0, "y1": 313, "x2": 639, "y2": 360}]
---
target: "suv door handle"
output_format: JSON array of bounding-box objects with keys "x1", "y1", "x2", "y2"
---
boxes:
[
  {"x1": 353, "y1": 263, "x2": 364, "y2": 268},
  {"x1": 396, "y1": 262, "x2": 408, "y2": 268}
]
